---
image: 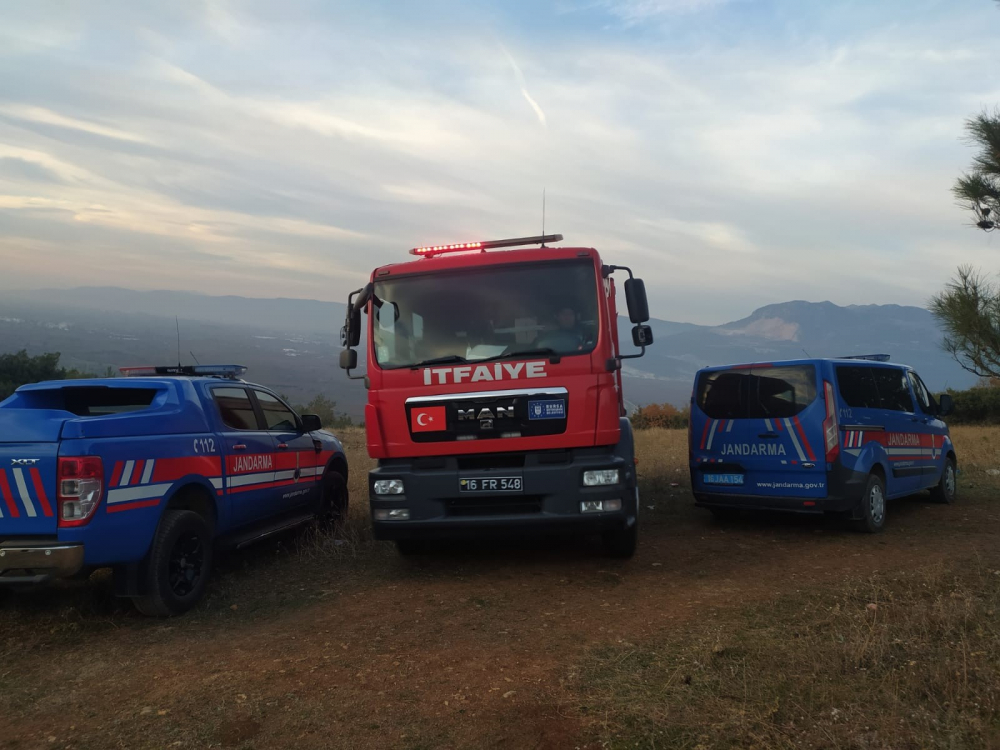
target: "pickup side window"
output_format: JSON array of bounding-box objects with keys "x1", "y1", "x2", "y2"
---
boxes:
[
  {"x1": 212, "y1": 387, "x2": 259, "y2": 430},
  {"x1": 254, "y1": 391, "x2": 299, "y2": 432}
]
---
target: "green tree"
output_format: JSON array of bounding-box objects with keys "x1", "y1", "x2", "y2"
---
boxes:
[
  {"x1": 954, "y1": 108, "x2": 1000, "y2": 231},
  {"x1": 0, "y1": 350, "x2": 66, "y2": 400},
  {"x1": 929, "y1": 266, "x2": 1000, "y2": 378},
  {"x1": 292, "y1": 393, "x2": 354, "y2": 429}
]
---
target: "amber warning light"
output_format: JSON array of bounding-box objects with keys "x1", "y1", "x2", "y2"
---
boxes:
[{"x1": 410, "y1": 234, "x2": 563, "y2": 257}]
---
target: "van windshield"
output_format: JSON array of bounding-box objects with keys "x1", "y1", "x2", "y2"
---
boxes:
[
  {"x1": 696, "y1": 365, "x2": 817, "y2": 419},
  {"x1": 371, "y1": 260, "x2": 600, "y2": 370}
]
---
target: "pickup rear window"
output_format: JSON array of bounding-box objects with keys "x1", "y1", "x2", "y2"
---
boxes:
[
  {"x1": 696, "y1": 365, "x2": 817, "y2": 419},
  {"x1": 24, "y1": 386, "x2": 160, "y2": 416}
]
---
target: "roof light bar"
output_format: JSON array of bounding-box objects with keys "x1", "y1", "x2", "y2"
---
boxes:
[
  {"x1": 839, "y1": 354, "x2": 891, "y2": 362},
  {"x1": 120, "y1": 365, "x2": 248, "y2": 378},
  {"x1": 410, "y1": 234, "x2": 563, "y2": 257}
]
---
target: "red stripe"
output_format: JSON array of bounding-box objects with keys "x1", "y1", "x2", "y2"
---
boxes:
[
  {"x1": 792, "y1": 417, "x2": 816, "y2": 462},
  {"x1": 775, "y1": 419, "x2": 783, "y2": 431},
  {"x1": 110, "y1": 461, "x2": 124, "y2": 488},
  {"x1": 29, "y1": 468, "x2": 54, "y2": 517},
  {"x1": 133, "y1": 460, "x2": 145, "y2": 485},
  {"x1": 153, "y1": 456, "x2": 223, "y2": 482},
  {"x1": 108, "y1": 498, "x2": 161, "y2": 513},
  {"x1": 699, "y1": 419, "x2": 711, "y2": 450},
  {"x1": 0, "y1": 471, "x2": 19, "y2": 518}
]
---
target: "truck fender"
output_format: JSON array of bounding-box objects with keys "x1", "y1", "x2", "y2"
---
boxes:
[{"x1": 613, "y1": 417, "x2": 638, "y2": 490}]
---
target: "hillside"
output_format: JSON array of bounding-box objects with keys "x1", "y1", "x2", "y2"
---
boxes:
[{"x1": 0, "y1": 287, "x2": 976, "y2": 417}]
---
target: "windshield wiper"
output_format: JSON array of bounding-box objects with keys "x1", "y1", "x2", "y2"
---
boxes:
[
  {"x1": 409, "y1": 355, "x2": 468, "y2": 369},
  {"x1": 475, "y1": 348, "x2": 562, "y2": 364}
]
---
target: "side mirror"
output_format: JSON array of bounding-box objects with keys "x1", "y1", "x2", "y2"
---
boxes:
[
  {"x1": 301, "y1": 414, "x2": 322, "y2": 432},
  {"x1": 339, "y1": 348, "x2": 358, "y2": 371},
  {"x1": 345, "y1": 309, "x2": 361, "y2": 347},
  {"x1": 937, "y1": 393, "x2": 954, "y2": 417},
  {"x1": 624, "y1": 278, "x2": 650, "y2": 323},
  {"x1": 632, "y1": 324, "x2": 653, "y2": 348}
]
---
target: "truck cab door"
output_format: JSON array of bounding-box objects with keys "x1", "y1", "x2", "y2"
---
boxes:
[
  {"x1": 209, "y1": 385, "x2": 279, "y2": 526},
  {"x1": 907, "y1": 371, "x2": 948, "y2": 491},
  {"x1": 251, "y1": 390, "x2": 318, "y2": 512}
]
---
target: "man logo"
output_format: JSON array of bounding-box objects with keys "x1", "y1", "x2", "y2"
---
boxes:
[{"x1": 457, "y1": 407, "x2": 515, "y2": 422}]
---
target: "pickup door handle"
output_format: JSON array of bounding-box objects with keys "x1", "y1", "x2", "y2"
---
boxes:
[
  {"x1": 758, "y1": 432, "x2": 779, "y2": 439},
  {"x1": 277, "y1": 443, "x2": 289, "y2": 450},
  {"x1": 233, "y1": 444, "x2": 247, "y2": 451}
]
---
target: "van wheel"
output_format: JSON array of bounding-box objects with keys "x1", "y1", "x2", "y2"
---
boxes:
[
  {"x1": 134, "y1": 510, "x2": 214, "y2": 617},
  {"x1": 317, "y1": 470, "x2": 349, "y2": 531},
  {"x1": 854, "y1": 474, "x2": 887, "y2": 534},
  {"x1": 930, "y1": 458, "x2": 957, "y2": 505}
]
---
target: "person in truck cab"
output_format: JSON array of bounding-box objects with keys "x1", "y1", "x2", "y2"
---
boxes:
[{"x1": 538, "y1": 306, "x2": 586, "y2": 352}]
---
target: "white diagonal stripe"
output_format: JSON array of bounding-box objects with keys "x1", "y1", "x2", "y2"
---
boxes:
[
  {"x1": 784, "y1": 419, "x2": 807, "y2": 461},
  {"x1": 764, "y1": 418, "x2": 774, "y2": 432},
  {"x1": 120, "y1": 460, "x2": 135, "y2": 486},
  {"x1": 12, "y1": 468, "x2": 37, "y2": 517},
  {"x1": 726, "y1": 421, "x2": 734, "y2": 432},
  {"x1": 107, "y1": 483, "x2": 173, "y2": 504},
  {"x1": 141, "y1": 459, "x2": 155, "y2": 485},
  {"x1": 706, "y1": 420, "x2": 719, "y2": 450}
]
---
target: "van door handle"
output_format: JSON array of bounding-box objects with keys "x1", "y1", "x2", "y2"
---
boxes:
[
  {"x1": 802, "y1": 462, "x2": 816, "y2": 469},
  {"x1": 758, "y1": 432, "x2": 779, "y2": 439},
  {"x1": 277, "y1": 443, "x2": 289, "y2": 450},
  {"x1": 233, "y1": 444, "x2": 247, "y2": 451}
]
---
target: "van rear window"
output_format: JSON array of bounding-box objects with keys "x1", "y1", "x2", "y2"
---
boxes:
[
  {"x1": 55, "y1": 387, "x2": 159, "y2": 416},
  {"x1": 696, "y1": 365, "x2": 817, "y2": 419}
]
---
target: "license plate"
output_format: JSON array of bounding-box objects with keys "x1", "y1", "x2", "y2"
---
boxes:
[
  {"x1": 704, "y1": 473, "x2": 744, "y2": 486},
  {"x1": 459, "y1": 476, "x2": 523, "y2": 493}
]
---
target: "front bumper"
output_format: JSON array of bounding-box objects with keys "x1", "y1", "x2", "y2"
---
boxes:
[
  {"x1": 370, "y1": 448, "x2": 637, "y2": 540},
  {"x1": 0, "y1": 540, "x2": 85, "y2": 585}
]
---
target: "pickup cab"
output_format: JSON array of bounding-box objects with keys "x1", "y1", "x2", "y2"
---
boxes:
[{"x1": 0, "y1": 366, "x2": 349, "y2": 616}]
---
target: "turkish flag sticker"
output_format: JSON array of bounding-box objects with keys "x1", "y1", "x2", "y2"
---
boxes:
[{"x1": 411, "y1": 406, "x2": 447, "y2": 433}]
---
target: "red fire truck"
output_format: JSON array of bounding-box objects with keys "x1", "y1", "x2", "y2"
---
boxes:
[{"x1": 339, "y1": 234, "x2": 654, "y2": 557}]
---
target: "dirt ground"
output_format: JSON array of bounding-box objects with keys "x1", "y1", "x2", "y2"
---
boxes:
[{"x1": 2, "y1": 428, "x2": 998, "y2": 750}]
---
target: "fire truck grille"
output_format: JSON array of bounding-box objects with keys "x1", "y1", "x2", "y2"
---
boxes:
[{"x1": 445, "y1": 495, "x2": 543, "y2": 517}]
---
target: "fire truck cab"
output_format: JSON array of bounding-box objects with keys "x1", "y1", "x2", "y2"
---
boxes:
[{"x1": 340, "y1": 234, "x2": 653, "y2": 557}]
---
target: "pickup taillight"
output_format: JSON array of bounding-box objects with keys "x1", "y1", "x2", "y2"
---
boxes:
[{"x1": 58, "y1": 456, "x2": 104, "y2": 527}]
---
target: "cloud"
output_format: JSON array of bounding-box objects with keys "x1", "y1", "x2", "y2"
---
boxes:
[{"x1": 502, "y1": 46, "x2": 548, "y2": 127}]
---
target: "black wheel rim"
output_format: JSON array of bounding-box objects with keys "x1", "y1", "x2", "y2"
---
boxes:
[
  {"x1": 322, "y1": 476, "x2": 345, "y2": 526},
  {"x1": 168, "y1": 533, "x2": 204, "y2": 597}
]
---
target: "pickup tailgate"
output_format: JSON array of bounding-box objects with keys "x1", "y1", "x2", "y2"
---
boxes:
[{"x1": 0, "y1": 410, "x2": 64, "y2": 535}]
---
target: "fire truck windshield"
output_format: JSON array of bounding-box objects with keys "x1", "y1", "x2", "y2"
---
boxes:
[{"x1": 372, "y1": 260, "x2": 600, "y2": 370}]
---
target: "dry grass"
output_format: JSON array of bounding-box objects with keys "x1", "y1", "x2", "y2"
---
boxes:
[{"x1": 1, "y1": 424, "x2": 998, "y2": 750}]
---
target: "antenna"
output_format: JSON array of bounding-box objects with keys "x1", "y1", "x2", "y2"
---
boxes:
[
  {"x1": 176, "y1": 316, "x2": 182, "y2": 368},
  {"x1": 801, "y1": 347, "x2": 813, "y2": 358},
  {"x1": 541, "y1": 188, "x2": 546, "y2": 246},
  {"x1": 190, "y1": 351, "x2": 201, "y2": 365}
]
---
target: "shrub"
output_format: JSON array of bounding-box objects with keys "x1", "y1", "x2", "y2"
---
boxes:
[{"x1": 631, "y1": 402, "x2": 689, "y2": 430}]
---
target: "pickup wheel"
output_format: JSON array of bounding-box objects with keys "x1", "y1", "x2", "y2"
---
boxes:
[
  {"x1": 317, "y1": 469, "x2": 349, "y2": 532},
  {"x1": 134, "y1": 510, "x2": 213, "y2": 617}
]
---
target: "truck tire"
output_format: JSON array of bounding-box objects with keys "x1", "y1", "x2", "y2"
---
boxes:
[
  {"x1": 853, "y1": 473, "x2": 887, "y2": 534},
  {"x1": 134, "y1": 510, "x2": 214, "y2": 617},
  {"x1": 929, "y1": 457, "x2": 957, "y2": 505},
  {"x1": 317, "y1": 469, "x2": 349, "y2": 532}
]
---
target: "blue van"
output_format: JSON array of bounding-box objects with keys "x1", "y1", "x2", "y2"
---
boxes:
[{"x1": 688, "y1": 357, "x2": 956, "y2": 532}]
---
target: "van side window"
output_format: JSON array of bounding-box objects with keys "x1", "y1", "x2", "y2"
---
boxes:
[
  {"x1": 908, "y1": 372, "x2": 934, "y2": 413},
  {"x1": 213, "y1": 387, "x2": 259, "y2": 430},
  {"x1": 871, "y1": 368, "x2": 914, "y2": 413},
  {"x1": 835, "y1": 367, "x2": 880, "y2": 409}
]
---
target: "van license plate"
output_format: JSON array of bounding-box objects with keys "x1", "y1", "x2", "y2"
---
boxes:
[
  {"x1": 459, "y1": 477, "x2": 523, "y2": 493},
  {"x1": 704, "y1": 473, "x2": 744, "y2": 486}
]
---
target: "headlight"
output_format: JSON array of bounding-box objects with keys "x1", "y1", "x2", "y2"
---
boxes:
[
  {"x1": 582, "y1": 469, "x2": 620, "y2": 487},
  {"x1": 373, "y1": 479, "x2": 405, "y2": 496}
]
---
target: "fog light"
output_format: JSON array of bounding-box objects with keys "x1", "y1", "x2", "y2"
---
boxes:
[
  {"x1": 583, "y1": 469, "x2": 619, "y2": 487},
  {"x1": 604, "y1": 498, "x2": 622, "y2": 512},
  {"x1": 581, "y1": 500, "x2": 604, "y2": 513},
  {"x1": 373, "y1": 479, "x2": 404, "y2": 496},
  {"x1": 374, "y1": 508, "x2": 410, "y2": 521}
]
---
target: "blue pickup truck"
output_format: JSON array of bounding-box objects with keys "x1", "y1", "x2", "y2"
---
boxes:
[{"x1": 0, "y1": 365, "x2": 349, "y2": 616}]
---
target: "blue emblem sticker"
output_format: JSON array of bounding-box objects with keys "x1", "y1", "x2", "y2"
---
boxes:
[{"x1": 528, "y1": 399, "x2": 566, "y2": 420}]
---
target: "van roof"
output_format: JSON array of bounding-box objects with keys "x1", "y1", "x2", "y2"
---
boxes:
[{"x1": 696, "y1": 357, "x2": 913, "y2": 373}]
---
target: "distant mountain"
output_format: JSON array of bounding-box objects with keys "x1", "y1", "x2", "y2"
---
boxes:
[{"x1": 0, "y1": 288, "x2": 977, "y2": 417}]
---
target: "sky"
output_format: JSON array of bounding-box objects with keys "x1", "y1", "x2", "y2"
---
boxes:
[{"x1": 1, "y1": 0, "x2": 998, "y2": 325}]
